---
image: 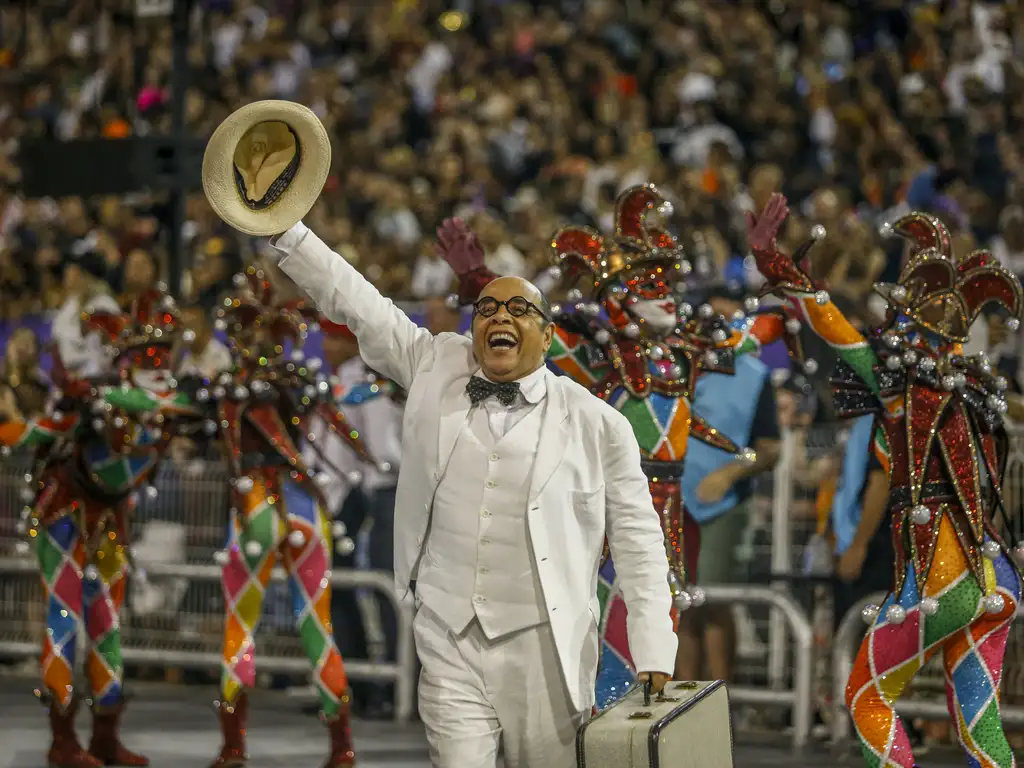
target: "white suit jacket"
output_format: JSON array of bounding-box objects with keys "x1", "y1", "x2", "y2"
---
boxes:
[{"x1": 275, "y1": 223, "x2": 677, "y2": 710}]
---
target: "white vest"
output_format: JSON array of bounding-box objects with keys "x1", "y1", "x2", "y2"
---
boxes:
[{"x1": 416, "y1": 401, "x2": 547, "y2": 639}]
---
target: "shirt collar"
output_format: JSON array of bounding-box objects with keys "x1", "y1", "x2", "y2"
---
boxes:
[{"x1": 478, "y1": 365, "x2": 549, "y2": 405}]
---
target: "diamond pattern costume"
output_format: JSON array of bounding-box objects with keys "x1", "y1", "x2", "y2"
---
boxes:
[
  {"x1": 190, "y1": 266, "x2": 372, "y2": 768},
  {"x1": 748, "y1": 196, "x2": 1024, "y2": 768},
  {"x1": 443, "y1": 185, "x2": 792, "y2": 708},
  {"x1": 0, "y1": 289, "x2": 199, "y2": 768}
]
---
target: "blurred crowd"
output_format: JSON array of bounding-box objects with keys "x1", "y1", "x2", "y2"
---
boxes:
[{"x1": 0, "y1": 0, "x2": 1020, "y2": 329}]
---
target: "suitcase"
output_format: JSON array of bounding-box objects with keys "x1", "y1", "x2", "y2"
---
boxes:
[{"x1": 576, "y1": 680, "x2": 734, "y2": 768}]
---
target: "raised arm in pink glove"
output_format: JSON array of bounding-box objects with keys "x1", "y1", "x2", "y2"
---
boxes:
[
  {"x1": 745, "y1": 193, "x2": 816, "y2": 295},
  {"x1": 435, "y1": 217, "x2": 497, "y2": 305}
]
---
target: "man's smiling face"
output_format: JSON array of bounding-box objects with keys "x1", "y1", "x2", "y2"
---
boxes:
[{"x1": 471, "y1": 277, "x2": 554, "y2": 383}]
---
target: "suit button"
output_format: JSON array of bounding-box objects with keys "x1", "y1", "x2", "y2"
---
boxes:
[
  {"x1": 481, "y1": 538, "x2": 490, "y2": 545},
  {"x1": 489, "y1": 454, "x2": 499, "y2": 461},
  {"x1": 481, "y1": 510, "x2": 490, "y2": 518},
  {"x1": 485, "y1": 481, "x2": 496, "y2": 489},
  {"x1": 478, "y1": 566, "x2": 488, "y2": 574},
  {"x1": 473, "y1": 595, "x2": 485, "y2": 603}
]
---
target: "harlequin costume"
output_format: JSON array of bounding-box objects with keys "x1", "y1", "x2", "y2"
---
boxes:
[
  {"x1": 0, "y1": 289, "x2": 199, "y2": 768},
  {"x1": 441, "y1": 185, "x2": 793, "y2": 708},
  {"x1": 192, "y1": 266, "x2": 373, "y2": 768},
  {"x1": 747, "y1": 194, "x2": 1024, "y2": 768}
]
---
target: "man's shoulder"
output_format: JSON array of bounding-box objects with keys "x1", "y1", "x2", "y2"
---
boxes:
[{"x1": 552, "y1": 374, "x2": 626, "y2": 427}]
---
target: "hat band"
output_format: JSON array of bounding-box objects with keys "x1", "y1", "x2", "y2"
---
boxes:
[{"x1": 232, "y1": 127, "x2": 303, "y2": 211}]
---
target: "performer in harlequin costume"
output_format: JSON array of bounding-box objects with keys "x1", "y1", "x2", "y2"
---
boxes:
[
  {"x1": 747, "y1": 194, "x2": 1024, "y2": 768},
  {"x1": 192, "y1": 265, "x2": 373, "y2": 768},
  {"x1": 435, "y1": 184, "x2": 793, "y2": 708},
  {"x1": 0, "y1": 289, "x2": 200, "y2": 768}
]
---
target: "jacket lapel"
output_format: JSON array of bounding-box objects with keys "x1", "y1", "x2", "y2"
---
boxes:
[
  {"x1": 528, "y1": 375, "x2": 570, "y2": 501},
  {"x1": 436, "y1": 376, "x2": 472, "y2": 475}
]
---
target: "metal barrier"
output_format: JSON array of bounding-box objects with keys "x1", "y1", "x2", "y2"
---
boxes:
[
  {"x1": 702, "y1": 584, "x2": 815, "y2": 749},
  {"x1": 830, "y1": 592, "x2": 1024, "y2": 747},
  {"x1": 0, "y1": 557, "x2": 416, "y2": 723}
]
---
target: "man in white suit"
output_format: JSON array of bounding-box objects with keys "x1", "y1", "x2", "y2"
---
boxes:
[{"x1": 269, "y1": 221, "x2": 677, "y2": 768}]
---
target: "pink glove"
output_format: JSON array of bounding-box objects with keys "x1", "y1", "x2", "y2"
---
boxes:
[
  {"x1": 435, "y1": 217, "x2": 485, "y2": 276},
  {"x1": 744, "y1": 193, "x2": 790, "y2": 254}
]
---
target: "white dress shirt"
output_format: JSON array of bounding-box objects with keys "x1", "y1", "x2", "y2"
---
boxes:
[{"x1": 473, "y1": 364, "x2": 548, "y2": 440}]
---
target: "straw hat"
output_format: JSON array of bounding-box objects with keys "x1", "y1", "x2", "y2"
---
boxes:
[{"x1": 202, "y1": 100, "x2": 331, "y2": 237}]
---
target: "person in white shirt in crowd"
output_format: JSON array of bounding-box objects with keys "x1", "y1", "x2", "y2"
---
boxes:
[
  {"x1": 51, "y1": 250, "x2": 120, "y2": 378},
  {"x1": 176, "y1": 304, "x2": 233, "y2": 381},
  {"x1": 272, "y1": 220, "x2": 677, "y2": 768}
]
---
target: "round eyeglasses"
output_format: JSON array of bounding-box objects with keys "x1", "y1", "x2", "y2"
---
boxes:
[{"x1": 473, "y1": 296, "x2": 548, "y2": 320}]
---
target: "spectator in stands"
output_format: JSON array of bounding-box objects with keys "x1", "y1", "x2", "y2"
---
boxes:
[
  {"x1": 0, "y1": 327, "x2": 48, "y2": 420},
  {"x1": 117, "y1": 247, "x2": 159, "y2": 308},
  {"x1": 176, "y1": 304, "x2": 232, "y2": 381},
  {"x1": 51, "y1": 249, "x2": 119, "y2": 378},
  {"x1": 423, "y1": 294, "x2": 461, "y2": 336}
]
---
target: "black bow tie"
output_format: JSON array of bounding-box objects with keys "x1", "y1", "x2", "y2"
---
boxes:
[{"x1": 466, "y1": 375, "x2": 520, "y2": 407}]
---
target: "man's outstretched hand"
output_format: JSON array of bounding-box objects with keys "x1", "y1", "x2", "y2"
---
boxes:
[
  {"x1": 745, "y1": 193, "x2": 790, "y2": 253},
  {"x1": 435, "y1": 217, "x2": 485, "y2": 276}
]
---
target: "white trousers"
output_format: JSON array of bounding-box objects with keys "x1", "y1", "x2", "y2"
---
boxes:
[{"x1": 414, "y1": 605, "x2": 587, "y2": 768}]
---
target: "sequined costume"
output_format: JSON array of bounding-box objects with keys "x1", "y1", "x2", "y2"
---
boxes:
[
  {"x1": 446, "y1": 185, "x2": 790, "y2": 708},
  {"x1": 192, "y1": 266, "x2": 372, "y2": 768},
  {"x1": 748, "y1": 198, "x2": 1024, "y2": 768},
  {"x1": 0, "y1": 289, "x2": 199, "y2": 768}
]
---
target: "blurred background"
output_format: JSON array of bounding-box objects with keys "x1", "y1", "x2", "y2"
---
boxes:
[{"x1": 0, "y1": 0, "x2": 1023, "y2": 764}]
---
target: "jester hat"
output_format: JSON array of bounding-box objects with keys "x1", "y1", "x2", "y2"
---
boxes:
[
  {"x1": 875, "y1": 212, "x2": 1023, "y2": 342},
  {"x1": 84, "y1": 288, "x2": 181, "y2": 371},
  {"x1": 217, "y1": 264, "x2": 316, "y2": 359},
  {"x1": 550, "y1": 184, "x2": 690, "y2": 298}
]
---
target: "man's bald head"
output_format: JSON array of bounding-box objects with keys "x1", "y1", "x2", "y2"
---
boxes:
[{"x1": 471, "y1": 276, "x2": 554, "y2": 382}]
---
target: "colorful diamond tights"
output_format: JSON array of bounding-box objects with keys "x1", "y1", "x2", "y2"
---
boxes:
[
  {"x1": 219, "y1": 476, "x2": 348, "y2": 716},
  {"x1": 845, "y1": 515, "x2": 1021, "y2": 768},
  {"x1": 37, "y1": 514, "x2": 128, "y2": 709}
]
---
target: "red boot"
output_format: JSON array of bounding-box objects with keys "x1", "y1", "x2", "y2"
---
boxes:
[
  {"x1": 88, "y1": 701, "x2": 149, "y2": 766},
  {"x1": 209, "y1": 693, "x2": 248, "y2": 768},
  {"x1": 322, "y1": 701, "x2": 356, "y2": 767},
  {"x1": 47, "y1": 697, "x2": 103, "y2": 768}
]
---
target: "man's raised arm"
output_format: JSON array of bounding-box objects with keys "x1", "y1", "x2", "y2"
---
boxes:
[{"x1": 272, "y1": 222, "x2": 434, "y2": 391}]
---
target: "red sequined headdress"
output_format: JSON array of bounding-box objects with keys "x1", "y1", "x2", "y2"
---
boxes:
[
  {"x1": 550, "y1": 184, "x2": 690, "y2": 293},
  {"x1": 875, "y1": 212, "x2": 1023, "y2": 342},
  {"x1": 218, "y1": 265, "x2": 316, "y2": 357},
  {"x1": 83, "y1": 289, "x2": 180, "y2": 353}
]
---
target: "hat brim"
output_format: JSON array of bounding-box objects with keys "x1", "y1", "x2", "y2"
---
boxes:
[{"x1": 202, "y1": 100, "x2": 331, "y2": 237}]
